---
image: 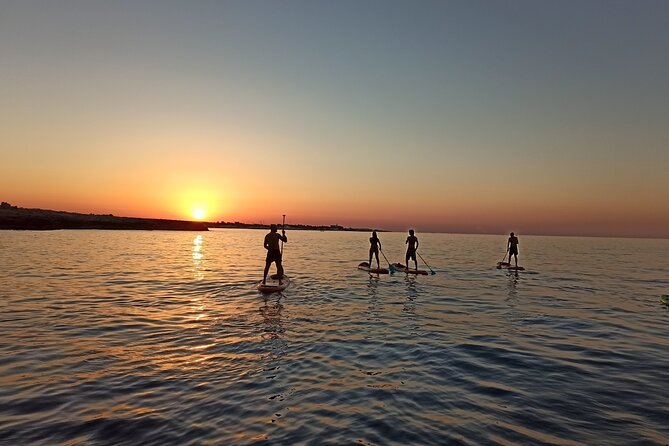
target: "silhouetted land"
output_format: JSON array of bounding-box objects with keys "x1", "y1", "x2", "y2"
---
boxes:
[
  {"x1": 208, "y1": 222, "x2": 377, "y2": 232},
  {"x1": 0, "y1": 203, "x2": 377, "y2": 232},
  {"x1": 0, "y1": 203, "x2": 208, "y2": 231}
]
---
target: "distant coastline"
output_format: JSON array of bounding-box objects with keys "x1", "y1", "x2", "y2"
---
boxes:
[
  {"x1": 207, "y1": 221, "x2": 377, "y2": 232},
  {"x1": 0, "y1": 202, "x2": 377, "y2": 232},
  {"x1": 0, "y1": 202, "x2": 209, "y2": 231}
]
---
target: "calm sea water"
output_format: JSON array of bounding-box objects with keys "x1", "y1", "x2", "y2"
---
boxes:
[{"x1": 1, "y1": 229, "x2": 668, "y2": 445}]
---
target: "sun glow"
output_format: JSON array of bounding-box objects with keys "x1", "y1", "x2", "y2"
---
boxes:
[
  {"x1": 192, "y1": 208, "x2": 206, "y2": 220},
  {"x1": 172, "y1": 179, "x2": 233, "y2": 222}
]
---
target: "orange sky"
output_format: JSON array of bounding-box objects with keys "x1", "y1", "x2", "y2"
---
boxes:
[{"x1": 2, "y1": 2, "x2": 669, "y2": 238}]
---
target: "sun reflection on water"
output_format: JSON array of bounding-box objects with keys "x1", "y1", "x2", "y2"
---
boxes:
[{"x1": 192, "y1": 235, "x2": 204, "y2": 281}]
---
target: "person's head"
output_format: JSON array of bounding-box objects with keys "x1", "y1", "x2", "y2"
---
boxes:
[
  {"x1": 409, "y1": 229, "x2": 415, "y2": 236},
  {"x1": 270, "y1": 224, "x2": 277, "y2": 232},
  {"x1": 510, "y1": 232, "x2": 515, "y2": 236},
  {"x1": 372, "y1": 230, "x2": 377, "y2": 237}
]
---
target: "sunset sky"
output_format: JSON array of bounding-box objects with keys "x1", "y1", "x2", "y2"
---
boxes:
[{"x1": 2, "y1": 1, "x2": 668, "y2": 237}]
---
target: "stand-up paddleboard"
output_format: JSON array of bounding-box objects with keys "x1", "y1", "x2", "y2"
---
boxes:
[
  {"x1": 258, "y1": 274, "x2": 291, "y2": 294},
  {"x1": 358, "y1": 262, "x2": 389, "y2": 274},
  {"x1": 660, "y1": 295, "x2": 669, "y2": 305},
  {"x1": 497, "y1": 262, "x2": 526, "y2": 271},
  {"x1": 393, "y1": 263, "x2": 429, "y2": 275}
]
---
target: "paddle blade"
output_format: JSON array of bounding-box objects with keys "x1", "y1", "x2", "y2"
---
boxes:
[{"x1": 389, "y1": 264, "x2": 396, "y2": 274}]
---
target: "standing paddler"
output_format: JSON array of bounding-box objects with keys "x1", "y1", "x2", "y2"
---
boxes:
[
  {"x1": 262, "y1": 223, "x2": 287, "y2": 285},
  {"x1": 507, "y1": 232, "x2": 519, "y2": 268},
  {"x1": 368, "y1": 230, "x2": 382, "y2": 269},
  {"x1": 405, "y1": 229, "x2": 419, "y2": 270}
]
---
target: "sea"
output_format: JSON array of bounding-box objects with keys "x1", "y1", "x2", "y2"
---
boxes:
[{"x1": 1, "y1": 229, "x2": 668, "y2": 446}]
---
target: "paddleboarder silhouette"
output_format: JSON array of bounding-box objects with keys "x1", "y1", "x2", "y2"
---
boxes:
[
  {"x1": 263, "y1": 224, "x2": 287, "y2": 285},
  {"x1": 369, "y1": 231, "x2": 382, "y2": 269},
  {"x1": 405, "y1": 229, "x2": 419, "y2": 270},
  {"x1": 507, "y1": 232, "x2": 519, "y2": 267}
]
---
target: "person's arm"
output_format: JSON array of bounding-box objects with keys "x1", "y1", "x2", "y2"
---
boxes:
[
  {"x1": 264, "y1": 234, "x2": 270, "y2": 250},
  {"x1": 507, "y1": 238, "x2": 511, "y2": 249},
  {"x1": 281, "y1": 232, "x2": 287, "y2": 243},
  {"x1": 379, "y1": 240, "x2": 382, "y2": 251},
  {"x1": 415, "y1": 238, "x2": 419, "y2": 250}
]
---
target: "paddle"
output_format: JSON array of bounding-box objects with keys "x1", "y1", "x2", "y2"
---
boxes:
[
  {"x1": 281, "y1": 214, "x2": 286, "y2": 254},
  {"x1": 417, "y1": 252, "x2": 436, "y2": 275},
  {"x1": 279, "y1": 214, "x2": 286, "y2": 285},
  {"x1": 498, "y1": 248, "x2": 509, "y2": 267},
  {"x1": 380, "y1": 249, "x2": 396, "y2": 273}
]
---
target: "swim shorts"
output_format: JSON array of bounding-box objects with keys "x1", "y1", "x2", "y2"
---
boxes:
[
  {"x1": 266, "y1": 249, "x2": 282, "y2": 263},
  {"x1": 406, "y1": 249, "x2": 417, "y2": 260}
]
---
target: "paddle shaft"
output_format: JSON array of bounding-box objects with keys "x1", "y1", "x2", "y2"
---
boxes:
[
  {"x1": 380, "y1": 248, "x2": 395, "y2": 272},
  {"x1": 417, "y1": 252, "x2": 435, "y2": 274},
  {"x1": 281, "y1": 214, "x2": 286, "y2": 255}
]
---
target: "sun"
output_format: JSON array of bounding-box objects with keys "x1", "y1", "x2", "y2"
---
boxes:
[{"x1": 192, "y1": 208, "x2": 206, "y2": 220}]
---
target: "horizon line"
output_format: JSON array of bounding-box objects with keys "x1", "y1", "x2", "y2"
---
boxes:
[{"x1": 3, "y1": 202, "x2": 668, "y2": 241}]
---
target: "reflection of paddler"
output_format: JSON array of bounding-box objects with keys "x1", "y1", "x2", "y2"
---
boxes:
[
  {"x1": 263, "y1": 224, "x2": 287, "y2": 285},
  {"x1": 368, "y1": 231, "x2": 382, "y2": 269}
]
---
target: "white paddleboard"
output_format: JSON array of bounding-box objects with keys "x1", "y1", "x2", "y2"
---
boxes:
[
  {"x1": 393, "y1": 263, "x2": 429, "y2": 275},
  {"x1": 358, "y1": 262, "x2": 389, "y2": 274},
  {"x1": 497, "y1": 262, "x2": 526, "y2": 271},
  {"x1": 258, "y1": 274, "x2": 291, "y2": 293}
]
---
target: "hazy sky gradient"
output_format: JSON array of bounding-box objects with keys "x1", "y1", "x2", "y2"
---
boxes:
[{"x1": 2, "y1": 1, "x2": 668, "y2": 237}]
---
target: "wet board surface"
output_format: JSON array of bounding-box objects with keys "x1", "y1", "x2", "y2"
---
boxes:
[
  {"x1": 358, "y1": 262, "x2": 390, "y2": 274},
  {"x1": 257, "y1": 274, "x2": 291, "y2": 294},
  {"x1": 497, "y1": 262, "x2": 526, "y2": 271},
  {"x1": 393, "y1": 263, "x2": 429, "y2": 275}
]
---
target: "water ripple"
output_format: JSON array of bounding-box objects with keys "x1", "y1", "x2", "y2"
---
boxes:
[{"x1": 1, "y1": 230, "x2": 668, "y2": 445}]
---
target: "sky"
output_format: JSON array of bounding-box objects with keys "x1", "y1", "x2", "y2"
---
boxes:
[{"x1": 1, "y1": 0, "x2": 668, "y2": 237}]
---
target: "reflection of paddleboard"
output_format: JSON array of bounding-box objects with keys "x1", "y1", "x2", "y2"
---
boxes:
[
  {"x1": 258, "y1": 274, "x2": 291, "y2": 293},
  {"x1": 660, "y1": 295, "x2": 669, "y2": 305},
  {"x1": 358, "y1": 262, "x2": 389, "y2": 274},
  {"x1": 393, "y1": 263, "x2": 428, "y2": 275},
  {"x1": 497, "y1": 262, "x2": 526, "y2": 271}
]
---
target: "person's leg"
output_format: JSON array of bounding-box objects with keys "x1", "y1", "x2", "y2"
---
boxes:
[
  {"x1": 413, "y1": 254, "x2": 418, "y2": 270},
  {"x1": 514, "y1": 252, "x2": 518, "y2": 267},
  {"x1": 374, "y1": 250, "x2": 380, "y2": 268},
  {"x1": 263, "y1": 261, "x2": 271, "y2": 284},
  {"x1": 276, "y1": 259, "x2": 284, "y2": 283},
  {"x1": 369, "y1": 247, "x2": 373, "y2": 267},
  {"x1": 405, "y1": 253, "x2": 410, "y2": 268}
]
